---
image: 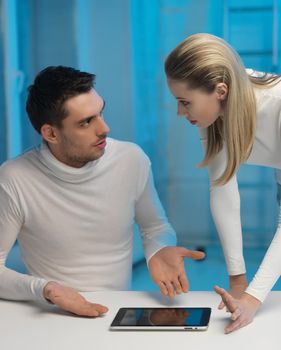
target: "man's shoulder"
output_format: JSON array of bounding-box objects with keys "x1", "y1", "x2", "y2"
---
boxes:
[
  {"x1": 106, "y1": 138, "x2": 151, "y2": 185},
  {"x1": 107, "y1": 138, "x2": 150, "y2": 162},
  {"x1": 0, "y1": 147, "x2": 38, "y2": 182}
]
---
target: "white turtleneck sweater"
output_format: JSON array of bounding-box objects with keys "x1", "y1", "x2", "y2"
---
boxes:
[
  {"x1": 200, "y1": 73, "x2": 281, "y2": 302},
  {"x1": 0, "y1": 138, "x2": 176, "y2": 302}
]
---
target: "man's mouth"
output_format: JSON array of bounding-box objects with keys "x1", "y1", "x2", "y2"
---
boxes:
[{"x1": 94, "y1": 138, "x2": 107, "y2": 149}]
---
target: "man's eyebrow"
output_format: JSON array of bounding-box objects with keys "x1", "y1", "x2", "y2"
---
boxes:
[
  {"x1": 101, "y1": 100, "x2": 106, "y2": 112},
  {"x1": 77, "y1": 100, "x2": 106, "y2": 124}
]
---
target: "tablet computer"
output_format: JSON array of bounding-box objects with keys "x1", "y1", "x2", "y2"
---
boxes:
[{"x1": 110, "y1": 307, "x2": 211, "y2": 331}]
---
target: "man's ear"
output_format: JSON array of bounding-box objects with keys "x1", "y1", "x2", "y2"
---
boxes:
[
  {"x1": 216, "y1": 82, "x2": 228, "y2": 101},
  {"x1": 41, "y1": 124, "x2": 59, "y2": 144}
]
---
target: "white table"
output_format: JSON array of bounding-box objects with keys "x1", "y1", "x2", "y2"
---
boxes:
[{"x1": 0, "y1": 291, "x2": 280, "y2": 350}]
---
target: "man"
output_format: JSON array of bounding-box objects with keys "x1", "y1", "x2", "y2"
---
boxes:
[{"x1": 0, "y1": 66, "x2": 204, "y2": 317}]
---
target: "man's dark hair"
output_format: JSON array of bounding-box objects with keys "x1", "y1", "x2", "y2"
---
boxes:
[{"x1": 26, "y1": 66, "x2": 96, "y2": 134}]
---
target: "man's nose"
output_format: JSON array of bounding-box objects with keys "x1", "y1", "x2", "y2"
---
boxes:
[{"x1": 97, "y1": 117, "x2": 110, "y2": 135}]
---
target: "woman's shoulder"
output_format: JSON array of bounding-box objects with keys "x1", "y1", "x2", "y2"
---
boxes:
[
  {"x1": 246, "y1": 68, "x2": 266, "y2": 78},
  {"x1": 247, "y1": 68, "x2": 281, "y2": 100},
  {"x1": 255, "y1": 82, "x2": 281, "y2": 104}
]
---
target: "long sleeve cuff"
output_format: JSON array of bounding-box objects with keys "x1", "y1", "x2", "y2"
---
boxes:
[
  {"x1": 245, "y1": 226, "x2": 281, "y2": 302},
  {"x1": 226, "y1": 257, "x2": 246, "y2": 276},
  {"x1": 143, "y1": 227, "x2": 177, "y2": 263},
  {"x1": 0, "y1": 266, "x2": 49, "y2": 303}
]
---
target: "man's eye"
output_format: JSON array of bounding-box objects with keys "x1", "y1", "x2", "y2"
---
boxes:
[{"x1": 80, "y1": 118, "x2": 92, "y2": 127}]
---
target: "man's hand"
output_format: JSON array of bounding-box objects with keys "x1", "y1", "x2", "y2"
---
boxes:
[
  {"x1": 43, "y1": 281, "x2": 108, "y2": 317},
  {"x1": 148, "y1": 246, "x2": 205, "y2": 298},
  {"x1": 214, "y1": 285, "x2": 261, "y2": 334},
  {"x1": 218, "y1": 274, "x2": 248, "y2": 310}
]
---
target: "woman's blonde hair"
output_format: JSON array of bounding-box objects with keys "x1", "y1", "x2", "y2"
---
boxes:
[{"x1": 165, "y1": 33, "x2": 280, "y2": 185}]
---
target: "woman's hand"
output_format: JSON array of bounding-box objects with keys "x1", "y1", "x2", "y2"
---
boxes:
[
  {"x1": 218, "y1": 274, "x2": 248, "y2": 310},
  {"x1": 214, "y1": 285, "x2": 261, "y2": 334}
]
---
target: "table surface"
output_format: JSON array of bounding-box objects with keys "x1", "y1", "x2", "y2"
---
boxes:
[{"x1": 0, "y1": 291, "x2": 280, "y2": 350}]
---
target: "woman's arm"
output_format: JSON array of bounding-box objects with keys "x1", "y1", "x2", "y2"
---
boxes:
[{"x1": 199, "y1": 128, "x2": 246, "y2": 276}]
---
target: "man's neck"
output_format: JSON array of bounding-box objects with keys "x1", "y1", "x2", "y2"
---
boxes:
[{"x1": 45, "y1": 142, "x2": 87, "y2": 168}]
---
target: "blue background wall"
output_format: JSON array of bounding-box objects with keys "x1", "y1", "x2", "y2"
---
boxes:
[{"x1": 1, "y1": 0, "x2": 281, "y2": 281}]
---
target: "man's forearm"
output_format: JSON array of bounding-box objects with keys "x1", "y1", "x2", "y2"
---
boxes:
[{"x1": 0, "y1": 266, "x2": 48, "y2": 302}]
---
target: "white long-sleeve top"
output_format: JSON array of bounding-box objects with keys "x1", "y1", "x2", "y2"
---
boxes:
[
  {"x1": 200, "y1": 74, "x2": 281, "y2": 302},
  {"x1": 0, "y1": 138, "x2": 176, "y2": 302}
]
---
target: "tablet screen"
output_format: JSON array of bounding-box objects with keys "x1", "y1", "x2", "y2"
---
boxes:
[{"x1": 110, "y1": 307, "x2": 211, "y2": 329}]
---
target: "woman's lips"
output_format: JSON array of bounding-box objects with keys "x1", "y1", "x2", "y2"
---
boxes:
[{"x1": 189, "y1": 120, "x2": 197, "y2": 125}]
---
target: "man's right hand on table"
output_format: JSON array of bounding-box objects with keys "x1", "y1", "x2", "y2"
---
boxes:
[{"x1": 43, "y1": 281, "x2": 108, "y2": 317}]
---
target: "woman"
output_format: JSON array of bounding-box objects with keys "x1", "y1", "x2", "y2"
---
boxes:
[{"x1": 165, "y1": 33, "x2": 281, "y2": 334}]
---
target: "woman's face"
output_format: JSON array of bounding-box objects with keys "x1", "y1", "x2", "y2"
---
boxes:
[{"x1": 167, "y1": 78, "x2": 227, "y2": 128}]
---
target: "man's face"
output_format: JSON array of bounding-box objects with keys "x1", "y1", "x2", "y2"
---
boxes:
[{"x1": 51, "y1": 89, "x2": 110, "y2": 167}]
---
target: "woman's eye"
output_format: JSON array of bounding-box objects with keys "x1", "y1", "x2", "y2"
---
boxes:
[{"x1": 180, "y1": 100, "x2": 190, "y2": 107}]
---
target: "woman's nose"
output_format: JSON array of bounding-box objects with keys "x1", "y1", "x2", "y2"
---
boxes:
[
  {"x1": 177, "y1": 105, "x2": 188, "y2": 118},
  {"x1": 177, "y1": 103, "x2": 187, "y2": 117}
]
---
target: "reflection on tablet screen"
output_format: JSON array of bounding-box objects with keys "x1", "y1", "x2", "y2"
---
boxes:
[{"x1": 119, "y1": 308, "x2": 206, "y2": 326}]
